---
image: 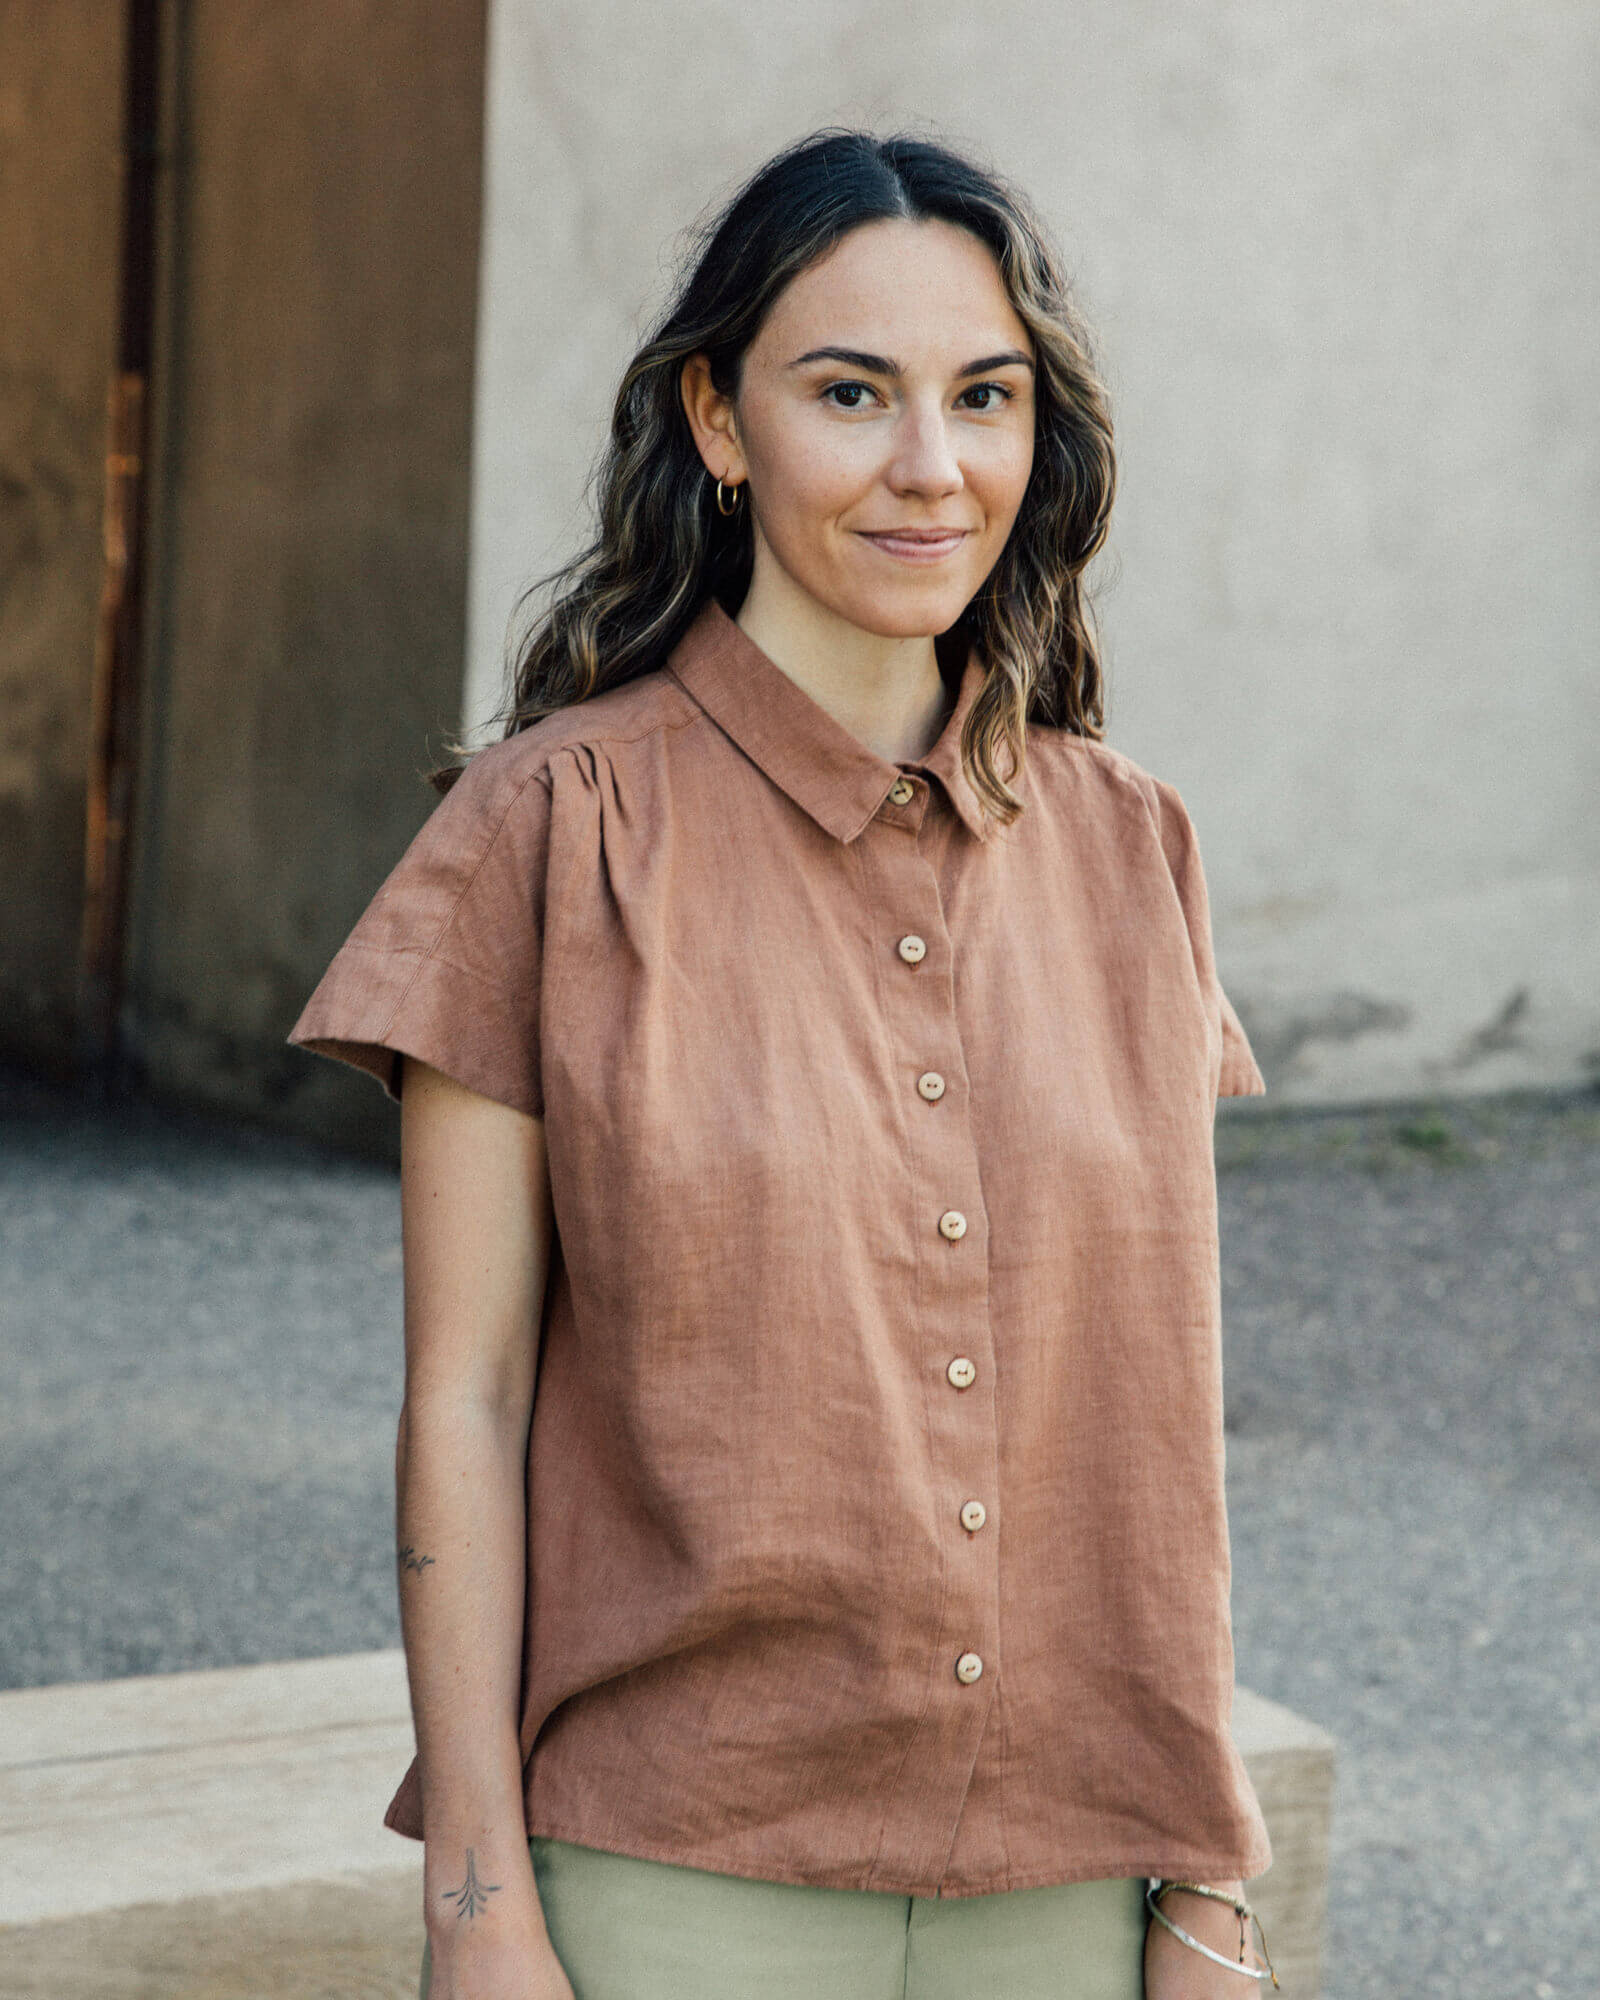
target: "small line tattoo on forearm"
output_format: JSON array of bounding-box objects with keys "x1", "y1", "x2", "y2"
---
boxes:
[
  {"x1": 396, "y1": 1544, "x2": 436, "y2": 1574},
  {"x1": 442, "y1": 1847, "x2": 501, "y2": 1921}
]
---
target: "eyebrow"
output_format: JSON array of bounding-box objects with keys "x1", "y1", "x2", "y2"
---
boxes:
[{"x1": 786, "y1": 345, "x2": 1035, "y2": 378}]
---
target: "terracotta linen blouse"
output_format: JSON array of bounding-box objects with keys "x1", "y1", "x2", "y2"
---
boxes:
[{"x1": 287, "y1": 593, "x2": 1273, "y2": 1897}]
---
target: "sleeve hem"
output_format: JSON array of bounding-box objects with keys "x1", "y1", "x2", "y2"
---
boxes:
[
  {"x1": 1219, "y1": 1055, "x2": 1268, "y2": 1099},
  {"x1": 287, "y1": 951, "x2": 542, "y2": 1119},
  {"x1": 1217, "y1": 989, "x2": 1267, "y2": 1098}
]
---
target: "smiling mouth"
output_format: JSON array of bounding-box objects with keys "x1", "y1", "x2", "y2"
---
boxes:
[{"x1": 857, "y1": 529, "x2": 971, "y2": 561}]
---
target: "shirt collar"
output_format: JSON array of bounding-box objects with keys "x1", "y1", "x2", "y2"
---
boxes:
[{"x1": 665, "y1": 596, "x2": 992, "y2": 844}]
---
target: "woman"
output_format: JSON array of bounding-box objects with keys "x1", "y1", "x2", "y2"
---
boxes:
[{"x1": 289, "y1": 128, "x2": 1275, "y2": 2000}]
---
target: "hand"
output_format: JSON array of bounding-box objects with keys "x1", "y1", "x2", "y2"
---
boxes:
[
  {"x1": 1143, "y1": 1881, "x2": 1269, "y2": 2000},
  {"x1": 425, "y1": 1920, "x2": 576, "y2": 2000}
]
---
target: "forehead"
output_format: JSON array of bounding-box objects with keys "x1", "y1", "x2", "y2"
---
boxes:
[{"x1": 752, "y1": 217, "x2": 1032, "y2": 362}]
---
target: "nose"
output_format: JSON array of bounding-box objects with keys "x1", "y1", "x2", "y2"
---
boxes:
[{"x1": 886, "y1": 399, "x2": 964, "y2": 499}]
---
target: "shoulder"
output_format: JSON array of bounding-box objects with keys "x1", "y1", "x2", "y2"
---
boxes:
[
  {"x1": 1022, "y1": 728, "x2": 1210, "y2": 895},
  {"x1": 441, "y1": 670, "x2": 704, "y2": 817},
  {"x1": 1024, "y1": 724, "x2": 1184, "y2": 825}
]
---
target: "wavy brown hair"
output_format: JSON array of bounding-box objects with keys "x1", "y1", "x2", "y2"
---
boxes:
[{"x1": 434, "y1": 127, "x2": 1117, "y2": 823}]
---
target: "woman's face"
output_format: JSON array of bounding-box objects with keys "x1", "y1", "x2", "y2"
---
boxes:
[{"x1": 683, "y1": 218, "x2": 1037, "y2": 640}]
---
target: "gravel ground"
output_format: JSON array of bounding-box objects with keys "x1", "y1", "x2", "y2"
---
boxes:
[{"x1": 2, "y1": 1067, "x2": 1595, "y2": 1999}]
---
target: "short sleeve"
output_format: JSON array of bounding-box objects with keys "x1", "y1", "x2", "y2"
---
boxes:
[
  {"x1": 1147, "y1": 776, "x2": 1266, "y2": 1100},
  {"x1": 285, "y1": 740, "x2": 552, "y2": 1117}
]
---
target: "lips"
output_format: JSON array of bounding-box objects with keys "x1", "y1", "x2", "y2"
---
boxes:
[{"x1": 857, "y1": 529, "x2": 971, "y2": 561}]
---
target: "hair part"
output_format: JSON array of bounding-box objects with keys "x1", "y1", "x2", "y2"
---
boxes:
[{"x1": 432, "y1": 127, "x2": 1117, "y2": 822}]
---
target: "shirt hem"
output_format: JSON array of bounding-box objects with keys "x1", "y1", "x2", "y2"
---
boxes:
[{"x1": 516, "y1": 1810, "x2": 1274, "y2": 1900}]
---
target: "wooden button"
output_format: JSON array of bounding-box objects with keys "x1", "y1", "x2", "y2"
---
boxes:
[
  {"x1": 938, "y1": 1209, "x2": 967, "y2": 1241},
  {"x1": 955, "y1": 1651, "x2": 984, "y2": 1683},
  {"x1": 917, "y1": 1071, "x2": 946, "y2": 1101},
  {"x1": 947, "y1": 1356, "x2": 976, "y2": 1389},
  {"x1": 960, "y1": 1499, "x2": 987, "y2": 1532},
  {"x1": 898, "y1": 934, "x2": 927, "y2": 964},
  {"x1": 888, "y1": 777, "x2": 915, "y2": 805}
]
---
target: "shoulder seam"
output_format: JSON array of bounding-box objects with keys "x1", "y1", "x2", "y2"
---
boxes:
[
  {"x1": 1039, "y1": 730, "x2": 1158, "y2": 798},
  {"x1": 475, "y1": 694, "x2": 706, "y2": 786},
  {"x1": 543, "y1": 706, "x2": 707, "y2": 759}
]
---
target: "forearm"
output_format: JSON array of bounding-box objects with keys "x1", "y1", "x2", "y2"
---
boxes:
[{"x1": 396, "y1": 1390, "x2": 544, "y2": 1944}]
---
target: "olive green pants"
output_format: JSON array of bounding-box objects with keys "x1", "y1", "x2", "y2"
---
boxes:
[{"x1": 419, "y1": 1835, "x2": 1147, "y2": 1998}]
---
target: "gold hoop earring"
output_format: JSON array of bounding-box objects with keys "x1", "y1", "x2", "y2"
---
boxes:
[{"x1": 714, "y1": 476, "x2": 742, "y2": 517}]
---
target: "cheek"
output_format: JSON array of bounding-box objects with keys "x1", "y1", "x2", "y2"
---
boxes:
[
  {"x1": 747, "y1": 432, "x2": 868, "y2": 545},
  {"x1": 983, "y1": 431, "x2": 1036, "y2": 513},
  {"x1": 964, "y1": 440, "x2": 1034, "y2": 554}
]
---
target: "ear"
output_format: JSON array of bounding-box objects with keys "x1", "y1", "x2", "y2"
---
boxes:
[{"x1": 680, "y1": 353, "x2": 748, "y2": 487}]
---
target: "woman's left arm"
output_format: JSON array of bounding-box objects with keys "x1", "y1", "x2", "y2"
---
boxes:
[{"x1": 1144, "y1": 1879, "x2": 1270, "y2": 1999}]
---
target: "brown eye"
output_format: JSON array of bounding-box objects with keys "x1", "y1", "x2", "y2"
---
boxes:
[
  {"x1": 958, "y1": 383, "x2": 1013, "y2": 411},
  {"x1": 823, "y1": 381, "x2": 876, "y2": 409}
]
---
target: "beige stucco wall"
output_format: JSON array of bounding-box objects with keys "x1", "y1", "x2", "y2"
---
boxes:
[{"x1": 464, "y1": 0, "x2": 1599, "y2": 1106}]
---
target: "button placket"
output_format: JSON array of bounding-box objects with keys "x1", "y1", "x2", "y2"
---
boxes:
[{"x1": 852, "y1": 827, "x2": 1002, "y2": 1882}]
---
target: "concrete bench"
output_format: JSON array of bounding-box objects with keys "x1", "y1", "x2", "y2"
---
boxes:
[{"x1": 0, "y1": 1653, "x2": 1334, "y2": 1997}]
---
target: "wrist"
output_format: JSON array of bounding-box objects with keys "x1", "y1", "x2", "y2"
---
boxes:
[
  {"x1": 422, "y1": 1832, "x2": 540, "y2": 1941},
  {"x1": 1146, "y1": 1878, "x2": 1277, "y2": 1988}
]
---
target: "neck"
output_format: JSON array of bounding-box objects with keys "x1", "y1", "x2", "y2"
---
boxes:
[{"x1": 734, "y1": 559, "x2": 952, "y2": 767}]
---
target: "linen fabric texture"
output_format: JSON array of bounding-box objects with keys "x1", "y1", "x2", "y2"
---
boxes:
[{"x1": 287, "y1": 593, "x2": 1272, "y2": 1897}]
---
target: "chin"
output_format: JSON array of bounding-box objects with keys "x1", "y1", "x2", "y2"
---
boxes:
[{"x1": 828, "y1": 579, "x2": 975, "y2": 641}]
